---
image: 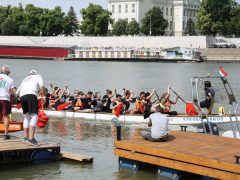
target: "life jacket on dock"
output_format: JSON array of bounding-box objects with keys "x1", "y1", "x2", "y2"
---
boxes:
[
  {"x1": 112, "y1": 101, "x2": 123, "y2": 118},
  {"x1": 134, "y1": 99, "x2": 145, "y2": 114}
]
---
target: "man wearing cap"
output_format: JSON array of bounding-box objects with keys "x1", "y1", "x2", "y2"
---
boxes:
[
  {"x1": 141, "y1": 105, "x2": 169, "y2": 142},
  {"x1": 0, "y1": 65, "x2": 14, "y2": 140},
  {"x1": 16, "y1": 70, "x2": 45, "y2": 145}
]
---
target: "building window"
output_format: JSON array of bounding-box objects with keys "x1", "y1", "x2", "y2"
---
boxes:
[
  {"x1": 105, "y1": 51, "x2": 108, "y2": 58},
  {"x1": 119, "y1": 5, "x2": 121, "y2": 13},
  {"x1": 92, "y1": 51, "x2": 96, "y2": 58},
  {"x1": 125, "y1": 4, "x2": 128, "y2": 13},
  {"x1": 170, "y1": 8, "x2": 173, "y2": 16},
  {"x1": 166, "y1": 8, "x2": 168, "y2": 16},
  {"x1": 99, "y1": 51, "x2": 102, "y2": 58},
  {"x1": 86, "y1": 52, "x2": 89, "y2": 58},
  {"x1": 111, "y1": 52, "x2": 114, "y2": 58},
  {"x1": 170, "y1": 21, "x2": 173, "y2": 30},
  {"x1": 184, "y1": 9, "x2": 185, "y2": 16},
  {"x1": 117, "y1": 52, "x2": 121, "y2": 58},
  {"x1": 112, "y1": 5, "x2": 115, "y2": 13},
  {"x1": 132, "y1": 4, "x2": 135, "y2": 13},
  {"x1": 79, "y1": 52, "x2": 83, "y2": 58},
  {"x1": 124, "y1": 52, "x2": 127, "y2": 58}
]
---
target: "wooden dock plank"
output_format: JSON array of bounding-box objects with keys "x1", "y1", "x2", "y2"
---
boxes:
[
  {"x1": 115, "y1": 149, "x2": 240, "y2": 180},
  {"x1": 115, "y1": 131, "x2": 240, "y2": 175},
  {"x1": 0, "y1": 138, "x2": 59, "y2": 151},
  {"x1": 61, "y1": 151, "x2": 93, "y2": 162}
]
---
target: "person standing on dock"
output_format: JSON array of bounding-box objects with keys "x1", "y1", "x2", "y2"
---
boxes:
[
  {"x1": 0, "y1": 65, "x2": 14, "y2": 140},
  {"x1": 16, "y1": 70, "x2": 45, "y2": 146},
  {"x1": 141, "y1": 105, "x2": 169, "y2": 142}
]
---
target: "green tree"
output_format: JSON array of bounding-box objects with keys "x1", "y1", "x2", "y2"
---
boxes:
[
  {"x1": 184, "y1": 19, "x2": 196, "y2": 35},
  {"x1": 1, "y1": 16, "x2": 18, "y2": 35},
  {"x1": 80, "y1": 3, "x2": 112, "y2": 36},
  {"x1": 48, "y1": 6, "x2": 65, "y2": 36},
  {"x1": 112, "y1": 19, "x2": 128, "y2": 36},
  {"x1": 126, "y1": 20, "x2": 140, "y2": 35},
  {"x1": 0, "y1": 5, "x2": 11, "y2": 34},
  {"x1": 64, "y1": 6, "x2": 79, "y2": 36},
  {"x1": 197, "y1": 0, "x2": 236, "y2": 35},
  {"x1": 141, "y1": 6, "x2": 168, "y2": 36}
]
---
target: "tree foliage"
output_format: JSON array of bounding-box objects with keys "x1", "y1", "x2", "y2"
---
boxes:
[
  {"x1": 64, "y1": 6, "x2": 79, "y2": 36},
  {"x1": 197, "y1": 0, "x2": 238, "y2": 36},
  {"x1": 126, "y1": 20, "x2": 140, "y2": 35},
  {"x1": 0, "y1": 3, "x2": 82, "y2": 36},
  {"x1": 141, "y1": 6, "x2": 168, "y2": 36},
  {"x1": 80, "y1": 3, "x2": 112, "y2": 36},
  {"x1": 184, "y1": 19, "x2": 196, "y2": 36},
  {"x1": 112, "y1": 19, "x2": 128, "y2": 35}
]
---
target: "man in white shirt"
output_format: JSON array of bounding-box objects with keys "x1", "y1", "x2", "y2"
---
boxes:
[
  {"x1": 0, "y1": 65, "x2": 14, "y2": 140},
  {"x1": 141, "y1": 105, "x2": 169, "y2": 142},
  {"x1": 16, "y1": 70, "x2": 45, "y2": 145}
]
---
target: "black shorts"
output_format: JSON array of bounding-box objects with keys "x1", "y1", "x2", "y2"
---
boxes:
[
  {"x1": 20, "y1": 94, "x2": 38, "y2": 114},
  {"x1": 200, "y1": 99, "x2": 211, "y2": 109},
  {"x1": 0, "y1": 100, "x2": 11, "y2": 115}
]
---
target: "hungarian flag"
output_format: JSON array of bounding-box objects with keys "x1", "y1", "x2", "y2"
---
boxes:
[{"x1": 219, "y1": 66, "x2": 228, "y2": 77}]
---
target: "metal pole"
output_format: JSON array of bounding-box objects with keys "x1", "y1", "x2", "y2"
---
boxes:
[{"x1": 150, "y1": 14, "x2": 152, "y2": 36}]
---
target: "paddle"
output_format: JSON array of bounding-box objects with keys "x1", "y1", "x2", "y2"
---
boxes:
[{"x1": 169, "y1": 87, "x2": 187, "y2": 104}]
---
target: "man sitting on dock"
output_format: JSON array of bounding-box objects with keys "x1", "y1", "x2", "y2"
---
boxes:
[{"x1": 141, "y1": 105, "x2": 168, "y2": 142}]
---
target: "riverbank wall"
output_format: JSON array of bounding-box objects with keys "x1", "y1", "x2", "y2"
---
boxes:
[
  {"x1": 201, "y1": 48, "x2": 240, "y2": 62},
  {"x1": 0, "y1": 36, "x2": 212, "y2": 49}
]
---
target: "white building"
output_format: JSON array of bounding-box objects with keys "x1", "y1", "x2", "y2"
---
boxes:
[{"x1": 108, "y1": 0, "x2": 201, "y2": 36}]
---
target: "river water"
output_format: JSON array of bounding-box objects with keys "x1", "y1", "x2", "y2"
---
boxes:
[{"x1": 0, "y1": 59, "x2": 240, "y2": 179}]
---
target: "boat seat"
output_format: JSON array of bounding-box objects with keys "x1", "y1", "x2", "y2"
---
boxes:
[{"x1": 208, "y1": 99, "x2": 215, "y2": 115}]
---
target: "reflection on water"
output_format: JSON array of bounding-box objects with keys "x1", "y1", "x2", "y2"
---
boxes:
[{"x1": 1, "y1": 59, "x2": 240, "y2": 179}]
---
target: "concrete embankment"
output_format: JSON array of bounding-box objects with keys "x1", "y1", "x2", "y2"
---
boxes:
[{"x1": 201, "y1": 48, "x2": 240, "y2": 62}]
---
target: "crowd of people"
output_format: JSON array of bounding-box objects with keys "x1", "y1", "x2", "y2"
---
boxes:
[{"x1": 33, "y1": 85, "x2": 180, "y2": 119}]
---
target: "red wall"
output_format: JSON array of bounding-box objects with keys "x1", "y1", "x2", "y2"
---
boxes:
[{"x1": 0, "y1": 47, "x2": 69, "y2": 58}]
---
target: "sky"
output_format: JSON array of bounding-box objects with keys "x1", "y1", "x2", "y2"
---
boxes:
[{"x1": 0, "y1": 0, "x2": 108, "y2": 19}]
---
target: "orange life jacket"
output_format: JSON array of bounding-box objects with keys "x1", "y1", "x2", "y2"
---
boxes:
[
  {"x1": 75, "y1": 99, "x2": 82, "y2": 107},
  {"x1": 160, "y1": 100, "x2": 171, "y2": 113},
  {"x1": 112, "y1": 101, "x2": 123, "y2": 117},
  {"x1": 134, "y1": 99, "x2": 145, "y2": 114}
]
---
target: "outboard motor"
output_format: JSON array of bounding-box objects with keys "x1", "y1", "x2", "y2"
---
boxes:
[{"x1": 196, "y1": 122, "x2": 219, "y2": 135}]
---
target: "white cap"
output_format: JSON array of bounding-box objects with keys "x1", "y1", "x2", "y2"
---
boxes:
[
  {"x1": 29, "y1": 70, "x2": 38, "y2": 75},
  {"x1": 1, "y1": 65, "x2": 10, "y2": 75}
]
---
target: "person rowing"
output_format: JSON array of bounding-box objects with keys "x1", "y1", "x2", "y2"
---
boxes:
[{"x1": 159, "y1": 86, "x2": 179, "y2": 115}]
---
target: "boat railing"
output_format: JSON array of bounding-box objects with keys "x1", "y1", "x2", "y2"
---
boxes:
[{"x1": 191, "y1": 75, "x2": 240, "y2": 138}]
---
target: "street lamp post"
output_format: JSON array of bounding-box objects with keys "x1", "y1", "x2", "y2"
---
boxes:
[{"x1": 150, "y1": 14, "x2": 152, "y2": 36}]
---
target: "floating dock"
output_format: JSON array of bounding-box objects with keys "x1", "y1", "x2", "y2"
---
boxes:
[
  {"x1": 114, "y1": 131, "x2": 240, "y2": 179},
  {"x1": 0, "y1": 136, "x2": 60, "y2": 165}
]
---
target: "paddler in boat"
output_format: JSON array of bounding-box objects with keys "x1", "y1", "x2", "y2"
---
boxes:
[
  {"x1": 159, "y1": 86, "x2": 178, "y2": 115},
  {"x1": 200, "y1": 81, "x2": 215, "y2": 115},
  {"x1": 112, "y1": 94, "x2": 124, "y2": 117}
]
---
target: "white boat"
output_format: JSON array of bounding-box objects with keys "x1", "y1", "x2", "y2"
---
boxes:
[{"x1": 11, "y1": 107, "x2": 240, "y2": 125}]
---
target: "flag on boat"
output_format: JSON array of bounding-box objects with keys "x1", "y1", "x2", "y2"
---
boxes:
[{"x1": 219, "y1": 66, "x2": 228, "y2": 77}]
